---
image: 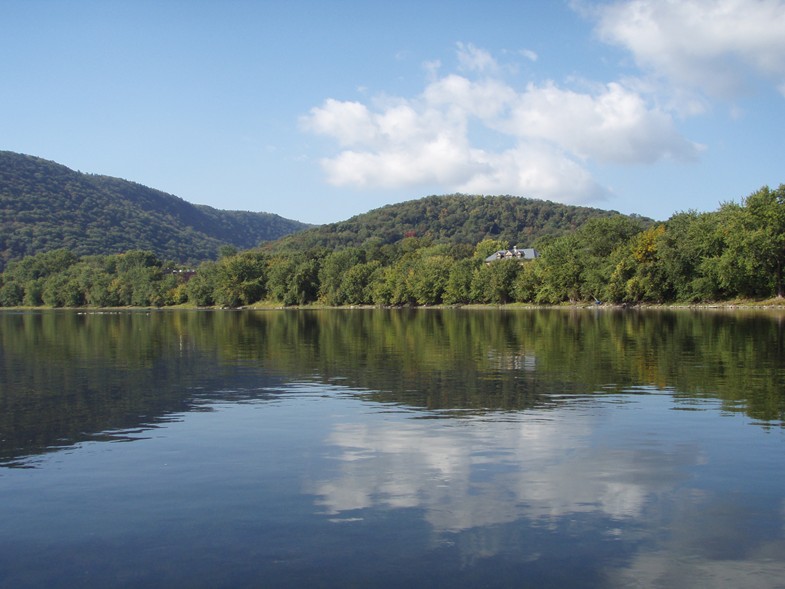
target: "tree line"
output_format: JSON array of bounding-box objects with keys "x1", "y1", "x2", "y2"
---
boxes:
[{"x1": 1, "y1": 185, "x2": 783, "y2": 308}]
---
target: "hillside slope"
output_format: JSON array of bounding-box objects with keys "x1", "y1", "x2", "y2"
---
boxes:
[
  {"x1": 0, "y1": 151, "x2": 309, "y2": 269},
  {"x1": 266, "y1": 193, "x2": 650, "y2": 253}
]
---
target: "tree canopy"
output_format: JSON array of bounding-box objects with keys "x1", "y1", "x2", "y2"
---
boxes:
[
  {"x1": 0, "y1": 151, "x2": 310, "y2": 271},
  {"x1": 3, "y1": 176, "x2": 783, "y2": 308}
]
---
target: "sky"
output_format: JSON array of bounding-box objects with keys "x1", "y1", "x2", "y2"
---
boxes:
[{"x1": 1, "y1": 0, "x2": 784, "y2": 225}]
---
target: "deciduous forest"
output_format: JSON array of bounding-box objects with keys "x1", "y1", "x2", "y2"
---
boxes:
[
  {"x1": 0, "y1": 151, "x2": 309, "y2": 270},
  {"x1": 1, "y1": 184, "x2": 783, "y2": 307}
]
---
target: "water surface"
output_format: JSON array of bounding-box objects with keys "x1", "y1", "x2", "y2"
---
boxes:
[{"x1": 1, "y1": 309, "x2": 784, "y2": 588}]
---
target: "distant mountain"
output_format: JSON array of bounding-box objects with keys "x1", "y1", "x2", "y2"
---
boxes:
[
  {"x1": 266, "y1": 193, "x2": 650, "y2": 253},
  {"x1": 0, "y1": 151, "x2": 310, "y2": 270}
]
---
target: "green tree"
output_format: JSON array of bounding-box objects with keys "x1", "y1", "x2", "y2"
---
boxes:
[
  {"x1": 23, "y1": 279, "x2": 45, "y2": 306},
  {"x1": 512, "y1": 260, "x2": 542, "y2": 303},
  {"x1": 78, "y1": 265, "x2": 119, "y2": 307},
  {"x1": 410, "y1": 255, "x2": 453, "y2": 305},
  {"x1": 0, "y1": 280, "x2": 24, "y2": 306},
  {"x1": 714, "y1": 186, "x2": 785, "y2": 298},
  {"x1": 218, "y1": 245, "x2": 239, "y2": 259},
  {"x1": 4, "y1": 249, "x2": 79, "y2": 284},
  {"x1": 537, "y1": 235, "x2": 583, "y2": 303},
  {"x1": 268, "y1": 254, "x2": 321, "y2": 306},
  {"x1": 443, "y1": 258, "x2": 477, "y2": 304},
  {"x1": 42, "y1": 272, "x2": 85, "y2": 307},
  {"x1": 214, "y1": 252, "x2": 267, "y2": 307},
  {"x1": 319, "y1": 248, "x2": 366, "y2": 305},
  {"x1": 473, "y1": 239, "x2": 509, "y2": 262},
  {"x1": 370, "y1": 265, "x2": 396, "y2": 305},
  {"x1": 607, "y1": 225, "x2": 668, "y2": 303},
  {"x1": 187, "y1": 261, "x2": 218, "y2": 306},
  {"x1": 340, "y1": 261, "x2": 381, "y2": 305},
  {"x1": 471, "y1": 258, "x2": 520, "y2": 304},
  {"x1": 575, "y1": 216, "x2": 647, "y2": 302},
  {"x1": 658, "y1": 211, "x2": 724, "y2": 301}
]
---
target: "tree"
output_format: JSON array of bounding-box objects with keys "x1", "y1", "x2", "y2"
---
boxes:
[
  {"x1": 714, "y1": 186, "x2": 785, "y2": 298},
  {"x1": 537, "y1": 235, "x2": 584, "y2": 303},
  {"x1": 443, "y1": 258, "x2": 477, "y2": 304},
  {"x1": 23, "y1": 279, "x2": 45, "y2": 306},
  {"x1": 340, "y1": 261, "x2": 381, "y2": 305},
  {"x1": 114, "y1": 250, "x2": 160, "y2": 274},
  {"x1": 268, "y1": 254, "x2": 321, "y2": 306},
  {"x1": 187, "y1": 261, "x2": 218, "y2": 306},
  {"x1": 471, "y1": 258, "x2": 520, "y2": 304},
  {"x1": 473, "y1": 238, "x2": 509, "y2": 262},
  {"x1": 410, "y1": 255, "x2": 453, "y2": 305},
  {"x1": 218, "y1": 245, "x2": 238, "y2": 259},
  {"x1": 608, "y1": 225, "x2": 668, "y2": 303},
  {"x1": 78, "y1": 265, "x2": 120, "y2": 307},
  {"x1": 512, "y1": 260, "x2": 541, "y2": 303},
  {"x1": 0, "y1": 280, "x2": 23, "y2": 306},
  {"x1": 319, "y1": 248, "x2": 366, "y2": 305},
  {"x1": 213, "y1": 252, "x2": 267, "y2": 307},
  {"x1": 658, "y1": 211, "x2": 724, "y2": 301},
  {"x1": 4, "y1": 249, "x2": 79, "y2": 283},
  {"x1": 575, "y1": 216, "x2": 647, "y2": 302},
  {"x1": 42, "y1": 272, "x2": 84, "y2": 307}
]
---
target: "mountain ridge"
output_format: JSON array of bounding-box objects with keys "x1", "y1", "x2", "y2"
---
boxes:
[
  {"x1": 2, "y1": 150, "x2": 654, "y2": 273},
  {"x1": 0, "y1": 151, "x2": 310, "y2": 270},
  {"x1": 265, "y1": 193, "x2": 650, "y2": 254}
]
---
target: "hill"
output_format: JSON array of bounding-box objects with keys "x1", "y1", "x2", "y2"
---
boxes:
[
  {"x1": 265, "y1": 193, "x2": 649, "y2": 253},
  {"x1": 0, "y1": 151, "x2": 310, "y2": 270}
]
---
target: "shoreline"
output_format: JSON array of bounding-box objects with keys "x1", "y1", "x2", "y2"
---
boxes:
[{"x1": 3, "y1": 298, "x2": 785, "y2": 313}]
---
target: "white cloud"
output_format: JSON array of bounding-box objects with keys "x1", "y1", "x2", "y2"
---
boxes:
[
  {"x1": 504, "y1": 81, "x2": 701, "y2": 163},
  {"x1": 301, "y1": 43, "x2": 700, "y2": 204},
  {"x1": 422, "y1": 59, "x2": 442, "y2": 81},
  {"x1": 520, "y1": 49, "x2": 539, "y2": 62},
  {"x1": 301, "y1": 99, "x2": 378, "y2": 147},
  {"x1": 455, "y1": 143, "x2": 607, "y2": 203},
  {"x1": 423, "y1": 74, "x2": 516, "y2": 122},
  {"x1": 456, "y1": 42, "x2": 500, "y2": 73},
  {"x1": 593, "y1": 0, "x2": 785, "y2": 99}
]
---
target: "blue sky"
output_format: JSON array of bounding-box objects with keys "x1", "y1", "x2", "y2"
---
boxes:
[{"x1": 2, "y1": 0, "x2": 784, "y2": 224}]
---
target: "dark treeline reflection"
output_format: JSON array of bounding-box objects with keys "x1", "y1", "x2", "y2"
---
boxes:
[{"x1": 2, "y1": 309, "x2": 784, "y2": 465}]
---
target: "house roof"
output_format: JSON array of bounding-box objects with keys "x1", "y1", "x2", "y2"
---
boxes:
[{"x1": 484, "y1": 248, "x2": 539, "y2": 263}]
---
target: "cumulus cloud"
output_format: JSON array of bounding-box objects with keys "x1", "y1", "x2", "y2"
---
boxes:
[
  {"x1": 592, "y1": 0, "x2": 785, "y2": 99},
  {"x1": 455, "y1": 143, "x2": 606, "y2": 203},
  {"x1": 504, "y1": 81, "x2": 700, "y2": 163},
  {"x1": 301, "y1": 42, "x2": 701, "y2": 204},
  {"x1": 303, "y1": 99, "x2": 378, "y2": 147}
]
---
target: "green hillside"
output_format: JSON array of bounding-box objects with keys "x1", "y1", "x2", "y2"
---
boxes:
[
  {"x1": 0, "y1": 151, "x2": 309, "y2": 270},
  {"x1": 266, "y1": 193, "x2": 648, "y2": 254}
]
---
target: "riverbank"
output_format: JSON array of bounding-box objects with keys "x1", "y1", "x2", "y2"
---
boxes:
[{"x1": 3, "y1": 296, "x2": 785, "y2": 312}]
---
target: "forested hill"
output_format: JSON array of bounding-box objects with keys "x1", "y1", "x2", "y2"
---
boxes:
[
  {"x1": 0, "y1": 151, "x2": 310, "y2": 270},
  {"x1": 266, "y1": 193, "x2": 647, "y2": 253}
]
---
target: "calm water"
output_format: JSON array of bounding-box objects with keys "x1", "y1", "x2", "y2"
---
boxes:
[{"x1": 1, "y1": 309, "x2": 784, "y2": 588}]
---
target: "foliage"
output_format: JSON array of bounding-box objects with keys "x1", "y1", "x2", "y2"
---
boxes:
[
  {"x1": 213, "y1": 252, "x2": 268, "y2": 307},
  {"x1": 266, "y1": 194, "x2": 630, "y2": 256},
  {"x1": 0, "y1": 151, "x2": 309, "y2": 271},
  {"x1": 2, "y1": 182, "x2": 784, "y2": 308}
]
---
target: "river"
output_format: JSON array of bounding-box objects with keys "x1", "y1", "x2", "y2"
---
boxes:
[{"x1": 1, "y1": 309, "x2": 784, "y2": 588}]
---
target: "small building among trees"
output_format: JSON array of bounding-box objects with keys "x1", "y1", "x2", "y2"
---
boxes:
[{"x1": 484, "y1": 247, "x2": 540, "y2": 263}]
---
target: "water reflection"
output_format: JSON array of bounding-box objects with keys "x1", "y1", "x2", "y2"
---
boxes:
[
  {"x1": 309, "y1": 389, "x2": 785, "y2": 585},
  {"x1": 2, "y1": 308, "x2": 784, "y2": 466},
  {"x1": 2, "y1": 309, "x2": 785, "y2": 587},
  {"x1": 312, "y1": 393, "x2": 688, "y2": 530}
]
